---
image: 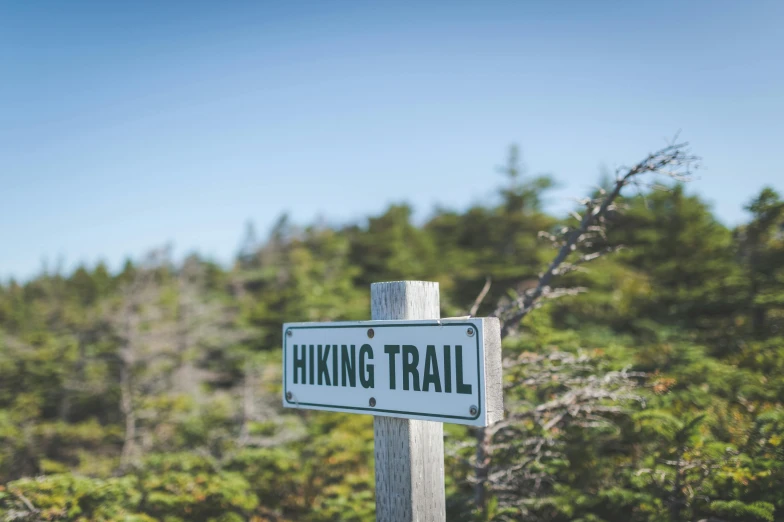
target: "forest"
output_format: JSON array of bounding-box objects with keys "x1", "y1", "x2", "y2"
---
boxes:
[{"x1": 0, "y1": 143, "x2": 782, "y2": 522}]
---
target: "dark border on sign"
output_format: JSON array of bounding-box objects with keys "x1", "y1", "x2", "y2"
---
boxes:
[{"x1": 282, "y1": 322, "x2": 482, "y2": 421}]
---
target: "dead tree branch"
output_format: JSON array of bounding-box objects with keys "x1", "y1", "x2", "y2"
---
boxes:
[
  {"x1": 491, "y1": 142, "x2": 698, "y2": 338},
  {"x1": 468, "y1": 276, "x2": 492, "y2": 317},
  {"x1": 469, "y1": 141, "x2": 698, "y2": 516}
]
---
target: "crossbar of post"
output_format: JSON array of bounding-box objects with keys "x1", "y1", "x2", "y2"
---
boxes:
[{"x1": 371, "y1": 281, "x2": 446, "y2": 522}]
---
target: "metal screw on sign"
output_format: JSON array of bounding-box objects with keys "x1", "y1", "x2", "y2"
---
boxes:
[
  {"x1": 369, "y1": 397, "x2": 377, "y2": 407},
  {"x1": 367, "y1": 328, "x2": 375, "y2": 339},
  {"x1": 469, "y1": 405, "x2": 478, "y2": 416},
  {"x1": 286, "y1": 392, "x2": 293, "y2": 400},
  {"x1": 467, "y1": 327, "x2": 474, "y2": 337},
  {"x1": 286, "y1": 330, "x2": 292, "y2": 337}
]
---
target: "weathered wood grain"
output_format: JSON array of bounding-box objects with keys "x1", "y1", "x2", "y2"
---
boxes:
[
  {"x1": 483, "y1": 317, "x2": 504, "y2": 426},
  {"x1": 371, "y1": 281, "x2": 445, "y2": 522}
]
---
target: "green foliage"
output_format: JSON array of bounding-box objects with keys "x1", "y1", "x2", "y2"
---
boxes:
[
  {"x1": 708, "y1": 500, "x2": 775, "y2": 522},
  {"x1": 0, "y1": 467, "x2": 257, "y2": 522},
  {"x1": 0, "y1": 474, "x2": 147, "y2": 521}
]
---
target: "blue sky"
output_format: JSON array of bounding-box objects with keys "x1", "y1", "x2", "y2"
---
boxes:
[{"x1": 2, "y1": 1, "x2": 782, "y2": 281}]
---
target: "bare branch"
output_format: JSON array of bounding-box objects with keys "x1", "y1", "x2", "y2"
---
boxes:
[
  {"x1": 468, "y1": 276, "x2": 492, "y2": 317},
  {"x1": 492, "y1": 142, "x2": 698, "y2": 338},
  {"x1": 10, "y1": 489, "x2": 37, "y2": 514}
]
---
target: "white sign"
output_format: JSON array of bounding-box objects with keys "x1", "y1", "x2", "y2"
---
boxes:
[{"x1": 282, "y1": 319, "x2": 498, "y2": 427}]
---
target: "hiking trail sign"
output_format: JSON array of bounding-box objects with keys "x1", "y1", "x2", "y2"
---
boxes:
[
  {"x1": 282, "y1": 318, "x2": 502, "y2": 427},
  {"x1": 281, "y1": 281, "x2": 503, "y2": 522}
]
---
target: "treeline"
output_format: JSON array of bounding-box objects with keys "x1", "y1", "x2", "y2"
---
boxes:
[{"x1": 0, "y1": 148, "x2": 783, "y2": 522}]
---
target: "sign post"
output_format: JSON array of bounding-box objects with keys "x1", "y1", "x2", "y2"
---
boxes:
[
  {"x1": 372, "y1": 281, "x2": 445, "y2": 522},
  {"x1": 283, "y1": 281, "x2": 503, "y2": 522}
]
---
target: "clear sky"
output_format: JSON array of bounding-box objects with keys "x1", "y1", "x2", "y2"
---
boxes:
[{"x1": 2, "y1": 1, "x2": 782, "y2": 281}]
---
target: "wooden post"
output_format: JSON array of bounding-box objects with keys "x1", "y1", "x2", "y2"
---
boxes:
[{"x1": 371, "y1": 281, "x2": 445, "y2": 522}]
